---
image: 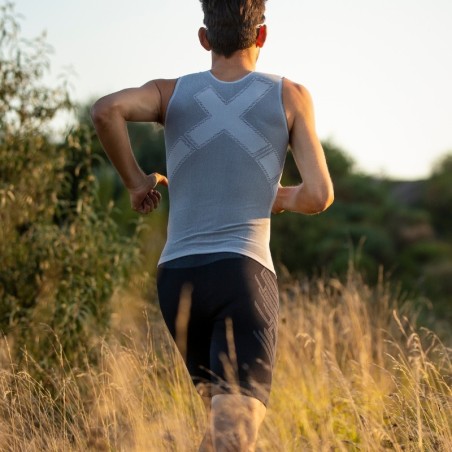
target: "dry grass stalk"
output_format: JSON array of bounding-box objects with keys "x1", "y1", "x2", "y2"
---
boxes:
[{"x1": 0, "y1": 270, "x2": 450, "y2": 451}]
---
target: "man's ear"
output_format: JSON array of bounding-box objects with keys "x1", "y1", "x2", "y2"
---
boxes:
[
  {"x1": 198, "y1": 27, "x2": 212, "y2": 51},
  {"x1": 256, "y1": 24, "x2": 267, "y2": 48}
]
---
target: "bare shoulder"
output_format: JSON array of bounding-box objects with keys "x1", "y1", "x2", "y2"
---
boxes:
[
  {"x1": 282, "y1": 78, "x2": 315, "y2": 129},
  {"x1": 151, "y1": 78, "x2": 178, "y2": 96},
  {"x1": 151, "y1": 79, "x2": 178, "y2": 125}
]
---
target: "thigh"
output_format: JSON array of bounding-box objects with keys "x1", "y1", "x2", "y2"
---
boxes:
[
  {"x1": 209, "y1": 257, "x2": 279, "y2": 406},
  {"x1": 156, "y1": 267, "x2": 212, "y2": 388}
]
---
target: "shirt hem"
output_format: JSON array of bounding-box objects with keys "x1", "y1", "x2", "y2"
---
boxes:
[{"x1": 158, "y1": 248, "x2": 276, "y2": 275}]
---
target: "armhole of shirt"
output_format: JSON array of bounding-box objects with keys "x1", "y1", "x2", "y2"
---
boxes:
[
  {"x1": 279, "y1": 77, "x2": 290, "y2": 139},
  {"x1": 164, "y1": 77, "x2": 182, "y2": 125}
]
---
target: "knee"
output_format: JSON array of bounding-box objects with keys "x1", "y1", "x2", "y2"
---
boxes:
[{"x1": 210, "y1": 394, "x2": 266, "y2": 451}]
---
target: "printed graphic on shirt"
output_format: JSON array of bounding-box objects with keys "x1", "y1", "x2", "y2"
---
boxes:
[
  {"x1": 167, "y1": 77, "x2": 282, "y2": 182},
  {"x1": 253, "y1": 267, "x2": 279, "y2": 366}
]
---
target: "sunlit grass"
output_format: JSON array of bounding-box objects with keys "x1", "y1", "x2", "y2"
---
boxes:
[{"x1": 0, "y1": 269, "x2": 450, "y2": 451}]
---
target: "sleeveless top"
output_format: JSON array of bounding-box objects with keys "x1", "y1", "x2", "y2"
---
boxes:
[{"x1": 158, "y1": 70, "x2": 289, "y2": 274}]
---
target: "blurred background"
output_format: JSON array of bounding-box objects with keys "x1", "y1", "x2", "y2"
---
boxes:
[
  {"x1": 13, "y1": 0, "x2": 452, "y2": 180},
  {"x1": 1, "y1": 3, "x2": 451, "y2": 449},
  {"x1": 1, "y1": 0, "x2": 451, "y2": 366}
]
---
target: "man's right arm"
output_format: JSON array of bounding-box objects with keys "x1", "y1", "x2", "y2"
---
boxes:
[
  {"x1": 90, "y1": 79, "x2": 175, "y2": 214},
  {"x1": 273, "y1": 79, "x2": 334, "y2": 214}
]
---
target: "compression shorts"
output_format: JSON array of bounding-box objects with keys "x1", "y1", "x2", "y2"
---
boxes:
[{"x1": 157, "y1": 255, "x2": 279, "y2": 406}]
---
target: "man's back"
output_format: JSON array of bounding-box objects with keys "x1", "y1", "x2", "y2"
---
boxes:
[
  {"x1": 91, "y1": 2, "x2": 334, "y2": 449},
  {"x1": 159, "y1": 70, "x2": 289, "y2": 271}
]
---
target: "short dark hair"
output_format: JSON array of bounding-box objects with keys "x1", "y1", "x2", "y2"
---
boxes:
[{"x1": 199, "y1": 0, "x2": 266, "y2": 58}]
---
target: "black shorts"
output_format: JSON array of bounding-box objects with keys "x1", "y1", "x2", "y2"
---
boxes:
[{"x1": 156, "y1": 255, "x2": 279, "y2": 406}]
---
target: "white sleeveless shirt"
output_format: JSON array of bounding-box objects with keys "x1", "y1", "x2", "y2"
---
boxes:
[{"x1": 158, "y1": 71, "x2": 289, "y2": 273}]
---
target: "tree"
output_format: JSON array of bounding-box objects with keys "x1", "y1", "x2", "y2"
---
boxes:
[
  {"x1": 423, "y1": 153, "x2": 452, "y2": 239},
  {"x1": 271, "y1": 141, "x2": 396, "y2": 280},
  {"x1": 0, "y1": 3, "x2": 137, "y2": 369}
]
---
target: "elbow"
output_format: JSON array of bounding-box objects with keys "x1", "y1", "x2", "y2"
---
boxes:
[
  {"x1": 303, "y1": 185, "x2": 334, "y2": 214},
  {"x1": 90, "y1": 99, "x2": 107, "y2": 127},
  {"x1": 317, "y1": 186, "x2": 334, "y2": 212},
  {"x1": 308, "y1": 197, "x2": 333, "y2": 215},
  {"x1": 90, "y1": 97, "x2": 118, "y2": 128}
]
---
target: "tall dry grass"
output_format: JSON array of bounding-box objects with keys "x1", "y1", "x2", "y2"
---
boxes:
[{"x1": 0, "y1": 269, "x2": 450, "y2": 451}]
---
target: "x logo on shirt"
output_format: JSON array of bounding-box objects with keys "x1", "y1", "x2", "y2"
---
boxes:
[
  {"x1": 189, "y1": 79, "x2": 271, "y2": 154},
  {"x1": 168, "y1": 78, "x2": 280, "y2": 181}
]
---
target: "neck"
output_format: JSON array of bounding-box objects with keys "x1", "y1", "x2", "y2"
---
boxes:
[{"x1": 210, "y1": 48, "x2": 259, "y2": 82}]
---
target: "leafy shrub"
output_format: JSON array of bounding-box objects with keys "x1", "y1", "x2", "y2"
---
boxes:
[{"x1": 0, "y1": 3, "x2": 138, "y2": 370}]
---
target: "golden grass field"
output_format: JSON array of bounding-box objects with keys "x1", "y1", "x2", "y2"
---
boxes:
[{"x1": 0, "y1": 268, "x2": 451, "y2": 451}]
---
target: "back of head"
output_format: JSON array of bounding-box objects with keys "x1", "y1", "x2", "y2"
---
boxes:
[{"x1": 199, "y1": 0, "x2": 267, "y2": 58}]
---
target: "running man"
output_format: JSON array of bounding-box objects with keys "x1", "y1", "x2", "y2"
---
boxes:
[{"x1": 91, "y1": 1, "x2": 334, "y2": 450}]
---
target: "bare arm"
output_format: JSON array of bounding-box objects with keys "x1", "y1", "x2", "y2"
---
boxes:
[
  {"x1": 91, "y1": 79, "x2": 175, "y2": 214},
  {"x1": 272, "y1": 79, "x2": 334, "y2": 214}
]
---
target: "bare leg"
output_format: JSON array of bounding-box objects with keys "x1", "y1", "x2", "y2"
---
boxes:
[
  {"x1": 210, "y1": 394, "x2": 266, "y2": 452},
  {"x1": 199, "y1": 396, "x2": 214, "y2": 452}
]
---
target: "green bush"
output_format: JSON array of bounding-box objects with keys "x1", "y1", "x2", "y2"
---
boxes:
[
  {"x1": 0, "y1": 3, "x2": 138, "y2": 370},
  {"x1": 423, "y1": 153, "x2": 452, "y2": 239}
]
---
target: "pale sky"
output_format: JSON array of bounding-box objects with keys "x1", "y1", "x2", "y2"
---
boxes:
[{"x1": 13, "y1": 0, "x2": 452, "y2": 180}]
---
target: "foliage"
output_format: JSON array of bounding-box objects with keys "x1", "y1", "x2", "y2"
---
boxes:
[
  {"x1": 0, "y1": 3, "x2": 450, "y2": 449},
  {"x1": 271, "y1": 142, "x2": 398, "y2": 281},
  {"x1": 3, "y1": 0, "x2": 451, "y2": 373},
  {"x1": 0, "y1": 270, "x2": 450, "y2": 450},
  {"x1": 423, "y1": 153, "x2": 452, "y2": 239},
  {"x1": 269, "y1": 141, "x2": 452, "y2": 326},
  {"x1": 0, "y1": 2, "x2": 70, "y2": 134},
  {"x1": 0, "y1": 3, "x2": 138, "y2": 369}
]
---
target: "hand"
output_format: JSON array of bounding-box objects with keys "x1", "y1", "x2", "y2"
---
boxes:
[{"x1": 128, "y1": 172, "x2": 168, "y2": 214}]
